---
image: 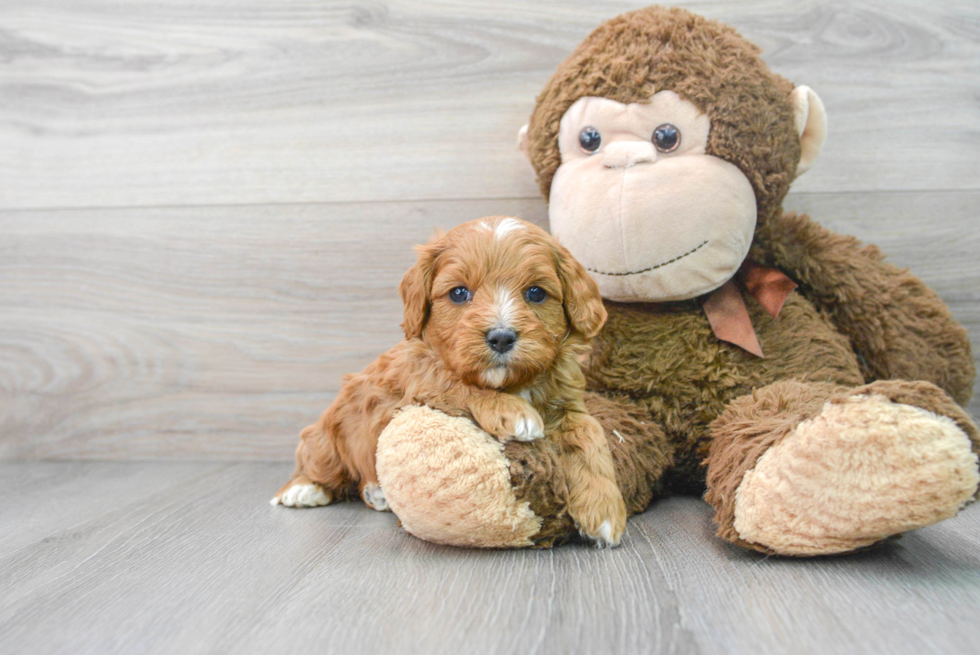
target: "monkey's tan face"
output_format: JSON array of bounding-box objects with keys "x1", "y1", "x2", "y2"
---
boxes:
[{"x1": 548, "y1": 91, "x2": 757, "y2": 302}]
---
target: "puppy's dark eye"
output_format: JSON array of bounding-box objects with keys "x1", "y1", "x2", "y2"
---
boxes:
[
  {"x1": 525, "y1": 286, "x2": 547, "y2": 304},
  {"x1": 652, "y1": 124, "x2": 680, "y2": 152},
  {"x1": 579, "y1": 126, "x2": 601, "y2": 153},
  {"x1": 448, "y1": 287, "x2": 472, "y2": 304}
]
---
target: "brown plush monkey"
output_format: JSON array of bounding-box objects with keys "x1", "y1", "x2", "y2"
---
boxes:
[{"x1": 374, "y1": 6, "x2": 980, "y2": 555}]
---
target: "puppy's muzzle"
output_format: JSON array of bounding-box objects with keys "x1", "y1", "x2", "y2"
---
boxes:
[{"x1": 486, "y1": 328, "x2": 517, "y2": 354}]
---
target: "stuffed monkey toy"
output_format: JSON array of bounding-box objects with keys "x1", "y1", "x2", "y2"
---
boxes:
[{"x1": 374, "y1": 6, "x2": 980, "y2": 555}]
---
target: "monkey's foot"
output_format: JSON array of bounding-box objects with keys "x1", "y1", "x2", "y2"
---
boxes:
[{"x1": 733, "y1": 393, "x2": 980, "y2": 556}]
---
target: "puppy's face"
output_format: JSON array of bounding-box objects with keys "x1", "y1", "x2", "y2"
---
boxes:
[{"x1": 400, "y1": 217, "x2": 606, "y2": 389}]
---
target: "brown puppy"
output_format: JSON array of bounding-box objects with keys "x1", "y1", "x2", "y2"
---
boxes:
[{"x1": 271, "y1": 216, "x2": 627, "y2": 546}]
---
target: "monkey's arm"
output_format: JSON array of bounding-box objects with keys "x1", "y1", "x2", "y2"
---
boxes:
[{"x1": 756, "y1": 212, "x2": 974, "y2": 405}]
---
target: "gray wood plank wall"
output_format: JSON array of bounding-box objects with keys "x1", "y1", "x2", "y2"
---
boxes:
[{"x1": 2, "y1": 0, "x2": 979, "y2": 460}]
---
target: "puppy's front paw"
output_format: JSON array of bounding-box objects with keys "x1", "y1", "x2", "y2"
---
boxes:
[
  {"x1": 583, "y1": 520, "x2": 618, "y2": 549},
  {"x1": 361, "y1": 483, "x2": 390, "y2": 512},
  {"x1": 511, "y1": 411, "x2": 545, "y2": 442},
  {"x1": 570, "y1": 479, "x2": 627, "y2": 549},
  {"x1": 494, "y1": 401, "x2": 544, "y2": 442},
  {"x1": 271, "y1": 481, "x2": 333, "y2": 508},
  {"x1": 471, "y1": 393, "x2": 545, "y2": 442}
]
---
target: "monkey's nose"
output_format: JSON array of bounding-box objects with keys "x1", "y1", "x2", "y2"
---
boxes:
[
  {"x1": 486, "y1": 328, "x2": 518, "y2": 354},
  {"x1": 602, "y1": 141, "x2": 656, "y2": 169}
]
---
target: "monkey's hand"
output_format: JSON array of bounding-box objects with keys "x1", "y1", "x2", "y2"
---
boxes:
[{"x1": 468, "y1": 392, "x2": 545, "y2": 443}]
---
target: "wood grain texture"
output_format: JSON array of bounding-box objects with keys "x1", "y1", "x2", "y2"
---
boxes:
[
  {"x1": 2, "y1": 3, "x2": 978, "y2": 652},
  {"x1": 1, "y1": 0, "x2": 978, "y2": 210},
  {"x1": 0, "y1": 198, "x2": 547, "y2": 459},
  {"x1": 2, "y1": 192, "x2": 979, "y2": 460},
  {"x1": 1, "y1": 461, "x2": 978, "y2": 655}
]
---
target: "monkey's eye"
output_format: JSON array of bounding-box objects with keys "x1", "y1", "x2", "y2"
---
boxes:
[
  {"x1": 448, "y1": 287, "x2": 472, "y2": 304},
  {"x1": 578, "y1": 126, "x2": 601, "y2": 153},
  {"x1": 653, "y1": 124, "x2": 680, "y2": 152},
  {"x1": 525, "y1": 286, "x2": 547, "y2": 304}
]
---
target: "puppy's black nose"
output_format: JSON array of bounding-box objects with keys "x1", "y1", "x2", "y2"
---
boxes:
[{"x1": 486, "y1": 328, "x2": 517, "y2": 354}]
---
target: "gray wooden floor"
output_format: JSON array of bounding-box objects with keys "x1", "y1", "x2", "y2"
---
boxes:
[
  {"x1": 1, "y1": 462, "x2": 978, "y2": 655},
  {"x1": 2, "y1": 1, "x2": 980, "y2": 653}
]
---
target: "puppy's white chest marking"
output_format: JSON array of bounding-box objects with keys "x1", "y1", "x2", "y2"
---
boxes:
[{"x1": 481, "y1": 366, "x2": 508, "y2": 388}]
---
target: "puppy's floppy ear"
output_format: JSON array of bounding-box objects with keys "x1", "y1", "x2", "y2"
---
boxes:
[
  {"x1": 553, "y1": 242, "x2": 607, "y2": 339},
  {"x1": 399, "y1": 239, "x2": 441, "y2": 340}
]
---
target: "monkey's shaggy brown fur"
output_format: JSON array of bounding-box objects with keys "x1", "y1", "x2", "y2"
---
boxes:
[{"x1": 504, "y1": 6, "x2": 978, "y2": 553}]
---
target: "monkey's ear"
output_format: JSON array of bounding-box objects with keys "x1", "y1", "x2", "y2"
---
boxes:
[
  {"x1": 790, "y1": 85, "x2": 827, "y2": 178},
  {"x1": 554, "y1": 242, "x2": 607, "y2": 339},
  {"x1": 399, "y1": 242, "x2": 440, "y2": 340},
  {"x1": 517, "y1": 124, "x2": 530, "y2": 162}
]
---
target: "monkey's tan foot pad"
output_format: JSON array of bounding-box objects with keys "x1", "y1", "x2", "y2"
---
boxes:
[
  {"x1": 270, "y1": 480, "x2": 333, "y2": 508},
  {"x1": 733, "y1": 394, "x2": 980, "y2": 556}
]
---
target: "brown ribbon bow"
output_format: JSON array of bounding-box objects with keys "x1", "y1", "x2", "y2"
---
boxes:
[{"x1": 699, "y1": 261, "x2": 798, "y2": 357}]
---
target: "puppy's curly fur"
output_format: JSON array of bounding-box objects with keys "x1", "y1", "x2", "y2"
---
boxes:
[{"x1": 272, "y1": 216, "x2": 627, "y2": 546}]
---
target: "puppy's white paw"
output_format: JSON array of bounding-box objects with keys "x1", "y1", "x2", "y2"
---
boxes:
[
  {"x1": 579, "y1": 519, "x2": 622, "y2": 549},
  {"x1": 362, "y1": 483, "x2": 390, "y2": 512},
  {"x1": 271, "y1": 483, "x2": 332, "y2": 508},
  {"x1": 598, "y1": 520, "x2": 617, "y2": 546},
  {"x1": 511, "y1": 413, "x2": 545, "y2": 442}
]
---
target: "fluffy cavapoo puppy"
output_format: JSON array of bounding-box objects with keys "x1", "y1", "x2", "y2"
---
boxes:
[{"x1": 271, "y1": 216, "x2": 627, "y2": 546}]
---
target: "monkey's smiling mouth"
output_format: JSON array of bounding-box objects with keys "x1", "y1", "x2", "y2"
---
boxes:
[{"x1": 586, "y1": 240, "x2": 708, "y2": 277}]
